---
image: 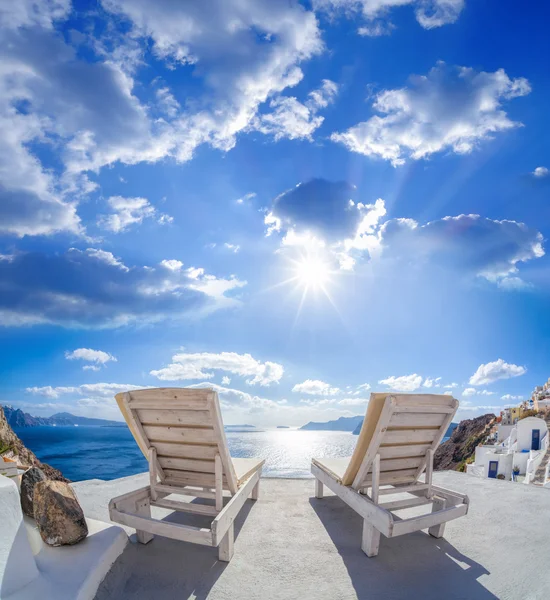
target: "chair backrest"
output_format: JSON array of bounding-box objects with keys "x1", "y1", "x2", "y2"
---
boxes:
[
  {"x1": 342, "y1": 393, "x2": 458, "y2": 489},
  {"x1": 115, "y1": 388, "x2": 238, "y2": 494}
]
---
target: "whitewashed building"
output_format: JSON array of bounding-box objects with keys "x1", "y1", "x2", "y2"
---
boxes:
[{"x1": 467, "y1": 416, "x2": 549, "y2": 484}]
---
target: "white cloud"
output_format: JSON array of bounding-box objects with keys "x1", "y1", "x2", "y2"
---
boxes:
[
  {"x1": 379, "y1": 374, "x2": 423, "y2": 391},
  {"x1": 501, "y1": 394, "x2": 523, "y2": 401},
  {"x1": 469, "y1": 359, "x2": 527, "y2": 386},
  {"x1": 83, "y1": 248, "x2": 130, "y2": 272},
  {"x1": 99, "y1": 196, "x2": 171, "y2": 233},
  {"x1": 151, "y1": 352, "x2": 284, "y2": 386},
  {"x1": 356, "y1": 383, "x2": 371, "y2": 392},
  {"x1": 462, "y1": 388, "x2": 496, "y2": 397},
  {"x1": 533, "y1": 166, "x2": 549, "y2": 178},
  {"x1": 236, "y1": 193, "x2": 256, "y2": 205},
  {"x1": 160, "y1": 259, "x2": 183, "y2": 272},
  {"x1": 313, "y1": 0, "x2": 464, "y2": 32},
  {"x1": 444, "y1": 383, "x2": 458, "y2": 389},
  {"x1": 222, "y1": 376, "x2": 231, "y2": 385},
  {"x1": 292, "y1": 379, "x2": 341, "y2": 396},
  {"x1": 0, "y1": 0, "x2": 71, "y2": 30},
  {"x1": 224, "y1": 243, "x2": 240, "y2": 254},
  {"x1": 423, "y1": 377, "x2": 441, "y2": 388},
  {"x1": 338, "y1": 397, "x2": 369, "y2": 406},
  {"x1": 331, "y1": 62, "x2": 530, "y2": 166},
  {"x1": 65, "y1": 348, "x2": 117, "y2": 367},
  {"x1": 156, "y1": 87, "x2": 180, "y2": 118},
  {"x1": 254, "y1": 80, "x2": 338, "y2": 141},
  {"x1": 379, "y1": 213, "x2": 544, "y2": 286},
  {"x1": 443, "y1": 391, "x2": 453, "y2": 396},
  {"x1": 83, "y1": 365, "x2": 101, "y2": 372},
  {"x1": 102, "y1": 0, "x2": 323, "y2": 160}
]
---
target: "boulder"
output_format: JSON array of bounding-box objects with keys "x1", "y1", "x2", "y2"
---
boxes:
[
  {"x1": 20, "y1": 466, "x2": 47, "y2": 517},
  {"x1": 33, "y1": 480, "x2": 88, "y2": 546}
]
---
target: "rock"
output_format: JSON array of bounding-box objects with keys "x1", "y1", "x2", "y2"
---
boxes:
[
  {"x1": 434, "y1": 413, "x2": 496, "y2": 471},
  {"x1": 33, "y1": 480, "x2": 88, "y2": 546},
  {"x1": 20, "y1": 466, "x2": 48, "y2": 517},
  {"x1": 0, "y1": 406, "x2": 68, "y2": 482}
]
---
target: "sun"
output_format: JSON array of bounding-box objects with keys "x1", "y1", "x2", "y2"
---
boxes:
[{"x1": 294, "y1": 255, "x2": 331, "y2": 290}]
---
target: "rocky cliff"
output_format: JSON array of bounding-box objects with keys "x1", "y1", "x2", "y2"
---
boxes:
[
  {"x1": 0, "y1": 406, "x2": 68, "y2": 481},
  {"x1": 2, "y1": 405, "x2": 123, "y2": 428},
  {"x1": 434, "y1": 413, "x2": 496, "y2": 471}
]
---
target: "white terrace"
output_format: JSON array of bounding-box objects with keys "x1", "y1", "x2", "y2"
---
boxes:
[{"x1": 73, "y1": 471, "x2": 548, "y2": 600}]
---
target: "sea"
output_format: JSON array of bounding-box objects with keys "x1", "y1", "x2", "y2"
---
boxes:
[{"x1": 13, "y1": 426, "x2": 450, "y2": 482}]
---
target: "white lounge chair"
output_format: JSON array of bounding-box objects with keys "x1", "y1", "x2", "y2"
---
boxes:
[
  {"x1": 109, "y1": 388, "x2": 264, "y2": 562},
  {"x1": 311, "y1": 393, "x2": 469, "y2": 557}
]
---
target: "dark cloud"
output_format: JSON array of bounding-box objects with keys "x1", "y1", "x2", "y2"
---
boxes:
[
  {"x1": 0, "y1": 249, "x2": 244, "y2": 327},
  {"x1": 270, "y1": 179, "x2": 362, "y2": 241}
]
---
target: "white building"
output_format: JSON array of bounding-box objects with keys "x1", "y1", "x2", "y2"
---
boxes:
[{"x1": 467, "y1": 416, "x2": 549, "y2": 484}]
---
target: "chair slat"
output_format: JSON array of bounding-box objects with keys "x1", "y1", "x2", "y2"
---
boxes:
[
  {"x1": 143, "y1": 425, "x2": 217, "y2": 444},
  {"x1": 152, "y1": 442, "x2": 218, "y2": 460},
  {"x1": 378, "y1": 444, "x2": 432, "y2": 459},
  {"x1": 383, "y1": 429, "x2": 439, "y2": 445},
  {"x1": 389, "y1": 413, "x2": 446, "y2": 428},
  {"x1": 138, "y1": 409, "x2": 212, "y2": 427},
  {"x1": 158, "y1": 456, "x2": 215, "y2": 473}
]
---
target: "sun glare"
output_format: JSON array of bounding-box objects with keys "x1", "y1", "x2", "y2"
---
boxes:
[{"x1": 294, "y1": 255, "x2": 331, "y2": 290}]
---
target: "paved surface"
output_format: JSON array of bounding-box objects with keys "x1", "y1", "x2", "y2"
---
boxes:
[{"x1": 73, "y1": 472, "x2": 550, "y2": 600}]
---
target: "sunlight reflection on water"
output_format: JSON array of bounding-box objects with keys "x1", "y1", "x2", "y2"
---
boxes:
[{"x1": 227, "y1": 430, "x2": 358, "y2": 478}]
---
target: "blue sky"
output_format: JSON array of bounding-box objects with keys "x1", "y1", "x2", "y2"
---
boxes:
[{"x1": 1, "y1": 0, "x2": 549, "y2": 426}]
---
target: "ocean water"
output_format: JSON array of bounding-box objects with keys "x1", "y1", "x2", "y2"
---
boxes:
[
  {"x1": 14, "y1": 427, "x2": 359, "y2": 482},
  {"x1": 14, "y1": 426, "x2": 451, "y2": 482}
]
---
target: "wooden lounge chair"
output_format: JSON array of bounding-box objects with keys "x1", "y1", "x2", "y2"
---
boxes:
[
  {"x1": 311, "y1": 393, "x2": 469, "y2": 557},
  {"x1": 109, "y1": 388, "x2": 264, "y2": 562}
]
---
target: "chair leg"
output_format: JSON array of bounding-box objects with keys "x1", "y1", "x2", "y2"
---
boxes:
[
  {"x1": 429, "y1": 497, "x2": 447, "y2": 539},
  {"x1": 135, "y1": 497, "x2": 154, "y2": 544},
  {"x1": 251, "y1": 478, "x2": 260, "y2": 500},
  {"x1": 315, "y1": 478, "x2": 324, "y2": 499},
  {"x1": 219, "y1": 523, "x2": 234, "y2": 562},
  {"x1": 361, "y1": 520, "x2": 380, "y2": 557}
]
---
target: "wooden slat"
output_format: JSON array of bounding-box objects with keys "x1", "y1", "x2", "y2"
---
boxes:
[
  {"x1": 391, "y1": 504, "x2": 468, "y2": 537},
  {"x1": 137, "y1": 409, "x2": 212, "y2": 427},
  {"x1": 383, "y1": 429, "x2": 439, "y2": 445},
  {"x1": 378, "y1": 444, "x2": 432, "y2": 459},
  {"x1": 129, "y1": 398, "x2": 209, "y2": 410},
  {"x1": 153, "y1": 483, "x2": 216, "y2": 500},
  {"x1": 152, "y1": 442, "x2": 218, "y2": 460},
  {"x1": 379, "y1": 457, "x2": 423, "y2": 472},
  {"x1": 151, "y1": 497, "x2": 218, "y2": 516},
  {"x1": 389, "y1": 413, "x2": 446, "y2": 428},
  {"x1": 111, "y1": 508, "x2": 213, "y2": 546},
  {"x1": 158, "y1": 456, "x2": 215, "y2": 473},
  {"x1": 393, "y1": 395, "x2": 456, "y2": 408},
  {"x1": 363, "y1": 468, "x2": 419, "y2": 486},
  {"x1": 378, "y1": 483, "x2": 429, "y2": 496},
  {"x1": 379, "y1": 496, "x2": 433, "y2": 511},
  {"x1": 391, "y1": 405, "x2": 456, "y2": 414},
  {"x1": 143, "y1": 425, "x2": 216, "y2": 444},
  {"x1": 164, "y1": 470, "x2": 225, "y2": 488}
]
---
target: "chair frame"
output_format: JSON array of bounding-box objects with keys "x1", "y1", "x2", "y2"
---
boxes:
[
  {"x1": 109, "y1": 389, "x2": 262, "y2": 562},
  {"x1": 311, "y1": 394, "x2": 469, "y2": 557}
]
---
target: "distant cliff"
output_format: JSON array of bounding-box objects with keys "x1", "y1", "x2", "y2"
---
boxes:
[
  {"x1": 434, "y1": 414, "x2": 496, "y2": 471},
  {"x1": 300, "y1": 415, "x2": 363, "y2": 432},
  {"x1": 0, "y1": 406, "x2": 68, "y2": 481},
  {"x1": 2, "y1": 406, "x2": 123, "y2": 428}
]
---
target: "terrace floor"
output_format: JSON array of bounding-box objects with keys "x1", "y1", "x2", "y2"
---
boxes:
[{"x1": 73, "y1": 472, "x2": 550, "y2": 600}]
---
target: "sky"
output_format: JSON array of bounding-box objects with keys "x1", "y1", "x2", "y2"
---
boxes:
[{"x1": 0, "y1": 0, "x2": 549, "y2": 427}]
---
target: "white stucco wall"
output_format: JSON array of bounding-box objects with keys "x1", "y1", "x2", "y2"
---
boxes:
[
  {"x1": 0, "y1": 475, "x2": 39, "y2": 597},
  {"x1": 474, "y1": 448, "x2": 513, "y2": 479},
  {"x1": 516, "y1": 417, "x2": 548, "y2": 452},
  {"x1": 497, "y1": 425, "x2": 515, "y2": 443}
]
